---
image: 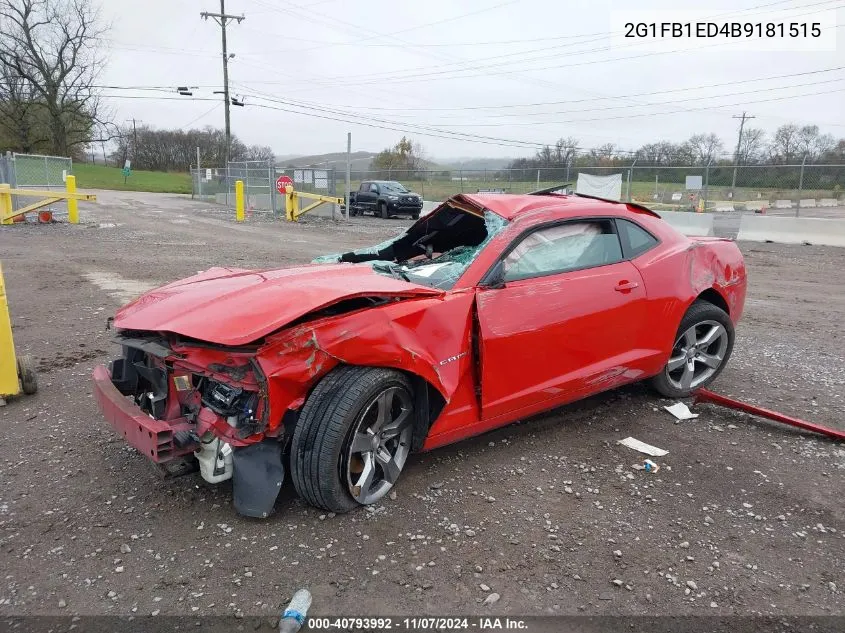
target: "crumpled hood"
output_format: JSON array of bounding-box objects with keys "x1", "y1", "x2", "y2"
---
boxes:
[{"x1": 114, "y1": 264, "x2": 442, "y2": 346}]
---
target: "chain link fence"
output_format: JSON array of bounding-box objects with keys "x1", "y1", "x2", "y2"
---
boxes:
[
  {"x1": 191, "y1": 161, "x2": 844, "y2": 219},
  {"x1": 0, "y1": 152, "x2": 73, "y2": 217},
  {"x1": 192, "y1": 162, "x2": 337, "y2": 217}
]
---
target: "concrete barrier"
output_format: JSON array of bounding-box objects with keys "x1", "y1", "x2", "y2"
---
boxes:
[
  {"x1": 657, "y1": 210, "x2": 715, "y2": 236},
  {"x1": 744, "y1": 201, "x2": 768, "y2": 212},
  {"x1": 773, "y1": 199, "x2": 793, "y2": 209},
  {"x1": 421, "y1": 200, "x2": 440, "y2": 217},
  {"x1": 819, "y1": 198, "x2": 838, "y2": 207},
  {"x1": 714, "y1": 204, "x2": 735, "y2": 212},
  {"x1": 799, "y1": 198, "x2": 817, "y2": 208},
  {"x1": 737, "y1": 215, "x2": 845, "y2": 247}
]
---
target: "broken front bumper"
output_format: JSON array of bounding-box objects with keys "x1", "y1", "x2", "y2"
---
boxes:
[{"x1": 92, "y1": 364, "x2": 194, "y2": 463}]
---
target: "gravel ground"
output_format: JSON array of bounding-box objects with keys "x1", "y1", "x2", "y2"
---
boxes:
[{"x1": 0, "y1": 191, "x2": 843, "y2": 625}]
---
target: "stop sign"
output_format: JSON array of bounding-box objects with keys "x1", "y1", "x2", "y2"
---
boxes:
[{"x1": 276, "y1": 175, "x2": 293, "y2": 193}]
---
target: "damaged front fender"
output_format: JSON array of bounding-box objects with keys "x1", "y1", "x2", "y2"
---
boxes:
[{"x1": 255, "y1": 291, "x2": 478, "y2": 435}]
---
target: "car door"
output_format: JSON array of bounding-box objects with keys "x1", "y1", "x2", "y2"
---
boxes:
[
  {"x1": 475, "y1": 218, "x2": 649, "y2": 422},
  {"x1": 355, "y1": 182, "x2": 372, "y2": 210},
  {"x1": 361, "y1": 182, "x2": 380, "y2": 211}
]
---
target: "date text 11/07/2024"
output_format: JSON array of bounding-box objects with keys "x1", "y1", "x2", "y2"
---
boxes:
[{"x1": 307, "y1": 616, "x2": 528, "y2": 630}]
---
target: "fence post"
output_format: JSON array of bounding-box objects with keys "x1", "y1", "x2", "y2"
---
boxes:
[
  {"x1": 797, "y1": 155, "x2": 807, "y2": 217},
  {"x1": 702, "y1": 159, "x2": 712, "y2": 213},
  {"x1": 460, "y1": 169, "x2": 464, "y2": 193},
  {"x1": 269, "y1": 165, "x2": 277, "y2": 217},
  {"x1": 626, "y1": 159, "x2": 636, "y2": 202},
  {"x1": 197, "y1": 147, "x2": 202, "y2": 200},
  {"x1": 235, "y1": 180, "x2": 244, "y2": 222},
  {"x1": 66, "y1": 175, "x2": 78, "y2": 224}
]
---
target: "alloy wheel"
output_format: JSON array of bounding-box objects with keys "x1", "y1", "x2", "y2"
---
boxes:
[
  {"x1": 665, "y1": 319, "x2": 729, "y2": 391},
  {"x1": 345, "y1": 385, "x2": 413, "y2": 504}
]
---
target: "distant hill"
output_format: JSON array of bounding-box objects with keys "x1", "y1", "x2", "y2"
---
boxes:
[
  {"x1": 276, "y1": 151, "x2": 509, "y2": 172},
  {"x1": 436, "y1": 157, "x2": 516, "y2": 170},
  {"x1": 276, "y1": 151, "x2": 377, "y2": 170}
]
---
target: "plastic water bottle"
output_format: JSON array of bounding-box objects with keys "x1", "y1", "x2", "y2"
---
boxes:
[{"x1": 279, "y1": 589, "x2": 312, "y2": 633}]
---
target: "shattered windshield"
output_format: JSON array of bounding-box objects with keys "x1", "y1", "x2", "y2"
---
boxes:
[{"x1": 312, "y1": 206, "x2": 508, "y2": 290}]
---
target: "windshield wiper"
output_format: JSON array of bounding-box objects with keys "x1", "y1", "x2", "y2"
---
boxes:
[{"x1": 372, "y1": 261, "x2": 411, "y2": 282}]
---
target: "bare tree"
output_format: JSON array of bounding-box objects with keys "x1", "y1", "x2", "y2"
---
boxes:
[
  {"x1": 768, "y1": 123, "x2": 800, "y2": 163},
  {"x1": 686, "y1": 133, "x2": 724, "y2": 164},
  {"x1": 245, "y1": 145, "x2": 275, "y2": 163},
  {"x1": 553, "y1": 136, "x2": 579, "y2": 165},
  {"x1": 588, "y1": 143, "x2": 617, "y2": 162},
  {"x1": 737, "y1": 127, "x2": 765, "y2": 164},
  {"x1": 0, "y1": 59, "x2": 47, "y2": 152},
  {"x1": 0, "y1": 0, "x2": 108, "y2": 157}
]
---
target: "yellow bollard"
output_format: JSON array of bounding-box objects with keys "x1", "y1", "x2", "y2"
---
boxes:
[
  {"x1": 235, "y1": 180, "x2": 244, "y2": 222},
  {"x1": 0, "y1": 262, "x2": 20, "y2": 396},
  {"x1": 0, "y1": 184, "x2": 12, "y2": 225},
  {"x1": 285, "y1": 185, "x2": 295, "y2": 221},
  {"x1": 66, "y1": 175, "x2": 79, "y2": 224}
]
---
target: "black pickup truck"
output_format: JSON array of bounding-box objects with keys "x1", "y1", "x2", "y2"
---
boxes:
[{"x1": 347, "y1": 180, "x2": 424, "y2": 219}]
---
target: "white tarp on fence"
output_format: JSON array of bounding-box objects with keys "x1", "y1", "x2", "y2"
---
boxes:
[{"x1": 576, "y1": 172, "x2": 623, "y2": 201}]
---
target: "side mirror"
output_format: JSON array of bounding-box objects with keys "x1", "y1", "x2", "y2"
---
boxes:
[{"x1": 484, "y1": 261, "x2": 506, "y2": 290}]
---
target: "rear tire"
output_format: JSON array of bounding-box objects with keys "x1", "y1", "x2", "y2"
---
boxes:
[
  {"x1": 650, "y1": 301, "x2": 734, "y2": 398},
  {"x1": 290, "y1": 366, "x2": 414, "y2": 513},
  {"x1": 379, "y1": 202, "x2": 389, "y2": 219}
]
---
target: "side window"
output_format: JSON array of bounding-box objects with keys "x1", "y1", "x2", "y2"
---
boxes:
[
  {"x1": 370, "y1": 183, "x2": 380, "y2": 193},
  {"x1": 617, "y1": 218, "x2": 659, "y2": 258},
  {"x1": 359, "y1": 182, "x2": 370, "y2": 192},
  {"x1": 503, "y1": 220, "x2": 623, "y2": 282}
]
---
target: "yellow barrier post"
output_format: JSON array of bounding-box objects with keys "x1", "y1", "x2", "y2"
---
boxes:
[
  {"x1": 235, "y1": 180, "x2": 244, "y2": 222},
  {"x1": 285, "y1": 185, "x2": 295, "y2": 221},
  {"x1": 0, "y1": 262, "x2": 21, "y2": 396},
  {"x1": 0, "y1": 184, "x2": 12, "y2": 225},
  {"x1": 66, "y1": 175, "x2": 78, "y2": 224}
]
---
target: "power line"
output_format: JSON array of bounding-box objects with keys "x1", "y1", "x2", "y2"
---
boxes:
[
  {"x1": 253, "y1": 0, "x2": 843, "y2": 87},
  {"x1": 410, "y1": 77, "x2": 845, "y2": 124},
  {"x1": 270, "y1": 66, "x2": 845, "y2": 113},
  {"x1": 180, "y1": 102, "x2": 224, "y2": 129},
  {"x1": 413, "y1": 86, "x2": 845, "y2": 127}
]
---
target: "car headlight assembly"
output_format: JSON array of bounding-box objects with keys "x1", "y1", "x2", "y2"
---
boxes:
[{"x1": 201, "y1": 379, "x2": 259, "y2": 428}]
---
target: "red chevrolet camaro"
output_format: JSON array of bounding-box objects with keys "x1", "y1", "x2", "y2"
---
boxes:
[{"x1": 93, "y1": 192, "x2": 746, "y2": 517}]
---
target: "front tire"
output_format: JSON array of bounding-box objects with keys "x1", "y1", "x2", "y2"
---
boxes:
[
  {"x1": 290, "y1": 366, "x2": 414, "y2": 513},
  {"x1": 379, "y1": 202, "x2": 389, "y2": 219},
  {"x1": 650, "y1": 301, "x2": 734, "y2": 398}
]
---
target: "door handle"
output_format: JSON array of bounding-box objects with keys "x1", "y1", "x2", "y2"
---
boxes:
[{"x1": 614, "y1": 280, "x2": 639, "y2": 293}]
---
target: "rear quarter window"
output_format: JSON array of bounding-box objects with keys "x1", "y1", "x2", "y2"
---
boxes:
[{"x1": 617, "y1": 218, "x2": 659, "y2": 258}]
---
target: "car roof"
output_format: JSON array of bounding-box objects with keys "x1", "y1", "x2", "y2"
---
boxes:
[{"x1": 456, "y1": 193, "x2": 659, "y2": 221}]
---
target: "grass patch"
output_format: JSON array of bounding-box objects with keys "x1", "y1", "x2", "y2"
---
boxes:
[{"x1": 72, "y1": 164, "x2": 192, "y2": 194}]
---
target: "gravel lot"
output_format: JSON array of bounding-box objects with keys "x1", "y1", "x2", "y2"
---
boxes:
[{"x1": 1, "y1": 191, "x2": 843, "y2": 626}]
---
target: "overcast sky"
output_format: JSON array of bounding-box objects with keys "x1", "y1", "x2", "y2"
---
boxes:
[{"x1": 98, "y1": 0, "x2": 845, "y2": 160}]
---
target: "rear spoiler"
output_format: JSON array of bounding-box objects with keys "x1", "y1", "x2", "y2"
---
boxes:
[{"x1": 528, "y1": 184, "x2": 661, "y2": 218}]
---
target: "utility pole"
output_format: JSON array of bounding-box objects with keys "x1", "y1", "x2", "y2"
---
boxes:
[
  {"x1": 201, "y1": 1, "x2": 244, "y2": 167},
  {"x1": 124, "y1": 118, "x2": 140, "y2": 153},
  {"x1": 731, "y1": 112, "x2": 755, "y2": 194},
  {"x1": 345, "y1": 132, "x2": 352, "y2": 222}
]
